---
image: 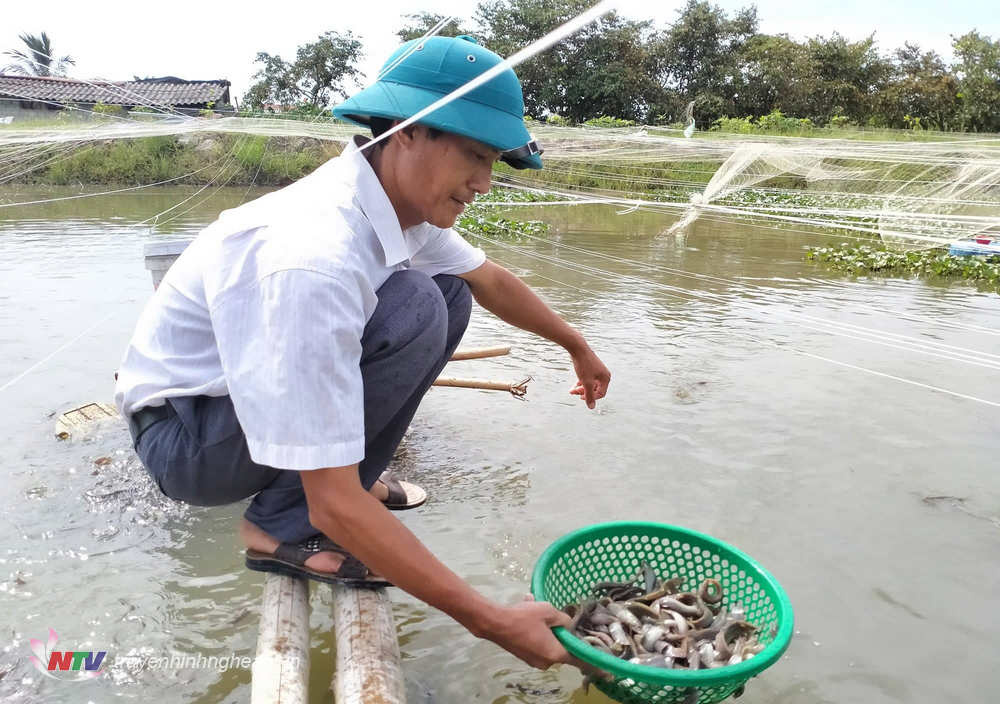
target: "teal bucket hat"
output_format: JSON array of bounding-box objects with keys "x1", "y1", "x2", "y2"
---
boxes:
[{"x1": 332, "y1": 35, "x2": 543, "y2": 170}]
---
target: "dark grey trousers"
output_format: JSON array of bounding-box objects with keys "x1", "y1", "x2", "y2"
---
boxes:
[{"x1": 132, "y1": 270, "x2": 472, "y2": 543}]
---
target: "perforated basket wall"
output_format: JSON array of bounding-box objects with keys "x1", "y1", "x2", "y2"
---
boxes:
[{"x1": 531, "y1": 521, "x2": 793, "y2": 704}]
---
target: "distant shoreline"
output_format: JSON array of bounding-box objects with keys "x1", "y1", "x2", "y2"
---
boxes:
[{"x1": 8, "y1": 134, "x2": 342, "y2": 188}]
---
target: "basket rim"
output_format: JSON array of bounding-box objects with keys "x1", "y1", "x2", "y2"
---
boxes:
[{"x1": 530, "y1": 520, "x2": 795, "y2": 688}]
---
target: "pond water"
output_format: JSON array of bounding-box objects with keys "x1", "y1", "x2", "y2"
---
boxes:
[{"x1": 0, "y1": 186, "x2": 997, "y2": 704}]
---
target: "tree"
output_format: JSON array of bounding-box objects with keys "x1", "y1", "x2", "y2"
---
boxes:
[
  {"x1": 803, "y1": 33, "x2": 891, "y2": 124},
  {"x1": 649, "y1": 0, "x2": 758, "y2": 125},
  {"x1": 951, "y1": 31, "x2": 1000, "y2": 132},
  {"x1": 878, "y1": 43, "x2": 959, "y2": 129},
  {"x1": 294, "y1": 32, "x2": 365, "y2": 109},
  {"x1": 732, "y1": 34, "x2": 817, "y2": 119},
  {"x1": 476, "y1": 0, "x2": 592, "y2": 118},
  {"x1": 551, "y1": 16, "x2": 660, "y2": 123},
  {"x1": 243, "y1": 31, "x2": 364, "y2": 111},
  {"x1": 476, "y1": 0, "x2": 660, "y2": 122},
  {"x1": 3, "y1": 31, "x2": 75, "y2": 77},
  {"x1": 396, "y1": 12, "x2": 477, "y2": 42}
]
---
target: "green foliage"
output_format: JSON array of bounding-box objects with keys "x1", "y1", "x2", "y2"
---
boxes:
[
  {"x1": 243, "y1": 31, "x2": 364, "y2": 111},
  {"x1": 806, "y1": 244, "x2": 1000, "y2": 290},
  {"x1": 387, "y1": 1, "x2": 996, "y2": 131},
  {"x1": 732, "y1": 33, "x2": 816, "y2": 120},
  {"x1": 476, "y1": 0, "x2": 660, "y2": 123},
  {"x1": 711, "y1": 115, "x2": 755, "y2": 133},
  {"x1": 711, "y1": 110, "x2": 814, "y2": 135},
  {"x1": 91, "y1": 102, "x2": 125, "y2": 117},
  {"x1": 473, "y1": 188, "x2": 560, "y2": 204},
  {"x1": 545, "y1": 114, "x2": 570, "y2": 126},
  {"x1": 198, "y1": 101, "x2": 217, "y2": 118},
  {"x1": 877, "y1": 43, "x2": 959, "y2": 130},
  {"x1": 456, "y1": 214, "x2": 551, "y2": 243},
  {"x1": 756, "y1": 109, "x2": 812, "y2": 131},
  {"x1": 42, "y1": 136, "x2": 187, "y2": 184},
  {"x1": 803, "y1": 33, "x2": 890, "y2": 124},
  {"x1": 582, "y1": 115, "x2": 636, "y2": 128},
  {"x1": 951, "y1": 31, "x2": 1000, "y2": 132},
  {"x1": 649, "y1": 0, "x2": 758, "y2": 123},
  {"x1": 396, "y1": 12, "x2": 476, "y2": 42},
  {"x1": 457, "y1": 176, "x2": 557, "y2": 242},
  {"x1": 14, "y1": 134, "x2": 340, "y2": 187},
  {"x1": 235, "y1": 136, "x2": 267, "y2": 170},
  {"x1": 3, "y1": 31, "x2": 74, "y2": 77}
]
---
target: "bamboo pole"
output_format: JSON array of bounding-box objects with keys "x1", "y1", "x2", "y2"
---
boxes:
[
  {"x1": 251, "y1": 574, "x2": 311, "y2": 704},
  {"x1": 432, "y1": 376, "x2": 531, "y2": 397},
  {"x1": 449, "y1": 346, "x2": 511, "y2": 361},
  {"x1": 331, "y1": 585, "x2": 406, "y2": 704}
]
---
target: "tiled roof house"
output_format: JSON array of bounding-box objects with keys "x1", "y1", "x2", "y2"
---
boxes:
[{"x1": 0, "y1": 75, "x2": 231, "y2": 118}]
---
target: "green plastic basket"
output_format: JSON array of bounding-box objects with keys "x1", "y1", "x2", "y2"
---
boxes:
[{"x1": 531, "y1": 521, "x2": 794, "y2": 704}]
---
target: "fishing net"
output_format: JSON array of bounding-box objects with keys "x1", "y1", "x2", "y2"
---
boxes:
[{"x1": 1, "y1": 62, "x2": 999, "y2": 408}]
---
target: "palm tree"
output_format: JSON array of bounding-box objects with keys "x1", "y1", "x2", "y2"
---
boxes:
[{"x1": 3, "y1": 32, "x2": 75, "y2": 77}]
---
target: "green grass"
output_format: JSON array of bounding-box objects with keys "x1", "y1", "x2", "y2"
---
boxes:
[
  {"x1": 10, "y1": 133, "x2": 342, "y2": 187},
  {"x1": 692, "y1": 123, "x2": 990, "y2": 142}
]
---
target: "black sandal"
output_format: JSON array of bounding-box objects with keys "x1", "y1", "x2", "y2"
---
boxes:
[{"x1": 245, "y1": 535, "x2": 391, "y2": 587}]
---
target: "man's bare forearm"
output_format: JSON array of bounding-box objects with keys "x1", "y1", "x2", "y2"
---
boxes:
[
  {"x1": 461, "y1": 260, "x2": 588, "y2": 355},
  {"x1": 301, "y1": 468, "x2": 499, "y2": 637}
]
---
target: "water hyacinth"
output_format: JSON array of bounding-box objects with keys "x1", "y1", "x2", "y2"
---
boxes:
[{"x1": 806, "y1": 243, "x2": 1000, "y2": 290}]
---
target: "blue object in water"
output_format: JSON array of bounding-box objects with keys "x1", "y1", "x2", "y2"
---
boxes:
[{"x1": 949, "y1": 240, "x2": 1000, "y2": 257}]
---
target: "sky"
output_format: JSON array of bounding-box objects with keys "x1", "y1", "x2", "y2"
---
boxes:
[{"x1": 2, "y1": 0, "x2": 997, "y2": 103}]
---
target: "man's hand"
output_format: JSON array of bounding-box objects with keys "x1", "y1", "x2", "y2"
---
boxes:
[
  {"x1": 480, "y1": 598, "x2": 574, "y2": 669},
  {"x1": 569, "y1": 345, "x2": 611, "y2": 409},
  {"x1": 484, "y1": 595, "x2": 612, "y2": 679},
  {"x1": 460, "y1": 260, "x2": 612, "y2": 409}
]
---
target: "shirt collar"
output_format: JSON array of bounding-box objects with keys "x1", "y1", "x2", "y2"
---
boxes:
[{"x1": 343, "y1": 135, "x2": 409, "y2": 267}]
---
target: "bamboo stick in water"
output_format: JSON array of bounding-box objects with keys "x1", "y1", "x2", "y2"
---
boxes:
[
  {"x1": 331, "y1": 584, "x2": 406, "y2": 704},
  {"x1": 251, "y1": 574, "x2": 310, "y2": 704},
  {"x1": 432, "y1": 376, "x2": 531, "y2": 397},
  {"x1": 449, "y1": 345, "x2": 511, "y2": 361}
]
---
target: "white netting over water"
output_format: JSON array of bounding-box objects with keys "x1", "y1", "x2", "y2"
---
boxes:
[
  {"x1": 494, "y1": 125, "x2": 1000, "y2": 248},
  {"x1": 3, "y1": 115, "x2": 999, "y2": 250},
  {"x1": 2, "y1": 110, "x2": 999, "y2": 406}
]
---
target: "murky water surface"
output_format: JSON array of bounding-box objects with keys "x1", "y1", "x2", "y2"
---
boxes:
[{"x1": 0, "y1": 186, "x2": 997, "y2": 703}]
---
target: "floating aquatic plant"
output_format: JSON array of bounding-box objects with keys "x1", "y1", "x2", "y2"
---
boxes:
[
  {"x1": 806, "y1": 243, "x2": 1000, "y2": 290},
  {"x1": 456, "y1": 212, "x2": 550, "y2": 242}
]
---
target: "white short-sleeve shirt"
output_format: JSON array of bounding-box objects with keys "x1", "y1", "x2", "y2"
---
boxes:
[{"x1": 114, "y1": 135, "x2": 486, "y2": 470}]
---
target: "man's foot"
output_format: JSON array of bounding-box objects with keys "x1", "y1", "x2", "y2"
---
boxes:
[
  {"x1": 370, "y1": 479, "x2": 390, "y2": 503},
  {"x1": 239, "y1": 518, "x2": 367, "y2": 575},
  {"x1": 375, "y1": 470, "x2": 427, "y2": 510}
]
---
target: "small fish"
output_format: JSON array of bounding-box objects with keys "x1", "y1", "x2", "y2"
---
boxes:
[
  {"x1": 623, "y1": 600, "x2": 660, "y2": 622},
  {"x1": 608, "y1": 621, "x2": 632, "y2": 648},
  {"x1": 584, "y1": 629, "x2": 615, "y2": 649},
  {"x1": 641, "y1": 625, "x2": 666, "y2": 652},
  {"x1": 566, "y1": 566, "x2": 767, "y2": 698},
  {"x1": 583, "y1": 635, "x2": 612, "y2": 653},
  {"x1": 641, "y1": 561, "x2": 658, "y2": 593},
  {"x1": 568, "y1": 599, "x2": 596, "y2": 632},
  {"x1": 608, "y1": 602, "x2": 643, "y2": 632},
  {"x1": 691, "y1": 600, "x2": 714, "y2": 629},
  {"x1": 698, "y1": 642, "x2": 716, "y2": 667},
  {"x1": 658, "y1": 596, "x2": 701, "y2": 618},
  {"x1": 698, "y1": 578, "x2": 723, "y2": 605}
]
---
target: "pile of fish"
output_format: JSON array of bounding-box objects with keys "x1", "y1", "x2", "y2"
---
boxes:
[{"x1": 563, "y1": 563, "x2": 766, "y2": 671}]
